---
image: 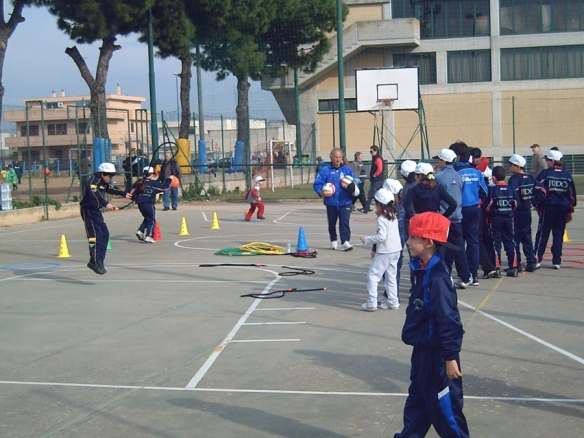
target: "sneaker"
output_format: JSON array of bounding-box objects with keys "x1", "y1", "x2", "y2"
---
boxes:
[
  {"x1": 357, "y1": 208, "x2": 368, "y2": 214},
  {"x1": 493, "y1": 269, "x2": 502, "y2": 278},
  {"x1": 506, "y1": 269, "x2": 518, "y2": 277},
  {"x1": 470, "y1": 278, "x2": 480, "y2": 286},
  {"x1": 257, "y1": 216, "x2": 266, "y2": 220},
  {"x1": 455, "y1": 280, "x2": 467, "y2": 289},
  {"x1": 482, "y1": 270, "x2": 497, "y2": 279},
  {"x1": 341, "y1": 241, "x2": 353, "y2": 251},
  {"x1": 135, "y1": 230, "x2": 144, "y2": 241},
  {"x1": 361, "y1": 302, "x2": 377, "y2": 312},
  {"x1": 330, "y1": 241, "x2": 338, "y2": 250},
  {"x1": 87, "y1": 261, "x2": 106, "y2": 275},
  {"x1": 525, "y1": 265, "x2": 536, "y2": 272},
  {"x1": 378, "y1": 298, "x2": 392, "y2": 309},
  {"x1": 172, "y1": 208, "x2": 177, "y2": 211},
  {"x1": 553, "y1": 264, "x2": 561, "y2": 270},
  {"x1": 535, "y1": 263, "x2": 541, "y2": 270},
  {"x1": 389, "y1": 304, "x2": 400, "y2": 311},
  {"x1": 163, "y1": 207, "x2": 170, "y2": 211},
  {"x1": 144, "y1": 236, "x2": 156, "y2": 243}
]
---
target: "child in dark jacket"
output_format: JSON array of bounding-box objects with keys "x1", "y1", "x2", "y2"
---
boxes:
[
  {"x1": 394, "y1": 211, "x2": 469, "y2": 438},
  {"x1": 132, "y1": 166, "x2": 174, "y2": 243},
  {"x1": 485, "y1": 166, "x2": 518, "y2": 277}
]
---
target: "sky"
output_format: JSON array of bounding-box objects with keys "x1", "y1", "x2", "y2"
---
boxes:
[{"x1": 2, "y1": 5, "x2": 285, "y2": 123}]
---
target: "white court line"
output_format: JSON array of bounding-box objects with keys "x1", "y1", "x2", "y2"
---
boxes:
[
  {"x1": 201, "y1": 211, "x2": 209, "y2": 222},
  {"x1": 185, "y1": 268, "x2": 282, "y2": 389},
  {"x1": 274, "y1": 211, "x2": 292, "y2": 224},
  {"x1": 255, "y1": 307, "x2": 315, "y2": 311},
  {"x1": 243, "y1": 322, "x2": 306, "y2": 325},
  {"x1": 231, "y1": 339, "x2": 300, "y2": 343},
  {"x1": 459, "y1": 300, "x2": 584, "y2": 366},
  {"x1": 0, "y1": 380, "x2": 582, "y2": 403}
]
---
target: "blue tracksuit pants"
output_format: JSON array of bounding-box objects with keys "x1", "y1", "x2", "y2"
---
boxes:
[
  {"x1": 535, "y1": 205, "x2": 569, "y2": 266},
  {"x1": 489, "y1": 215, "x2": 517, "y2": 270},
  {"x1": 394, "y1": 348, "x2": 469, "y2": 438},
  {"x1": 513, "y1": 209, "x2": 536, "y2": 268},
  {"x1": 443, "y1": 222, "x2": 471, "y2": 283},
  {"x1": 325, "y1": 204, "x2": 352, "y2": 243},
  {"x1": 81, "y1": 207, "x2": 109, "y2": 264},
  {"x1": 461, "y1": 206, "x2": 480, "y2": 280},
  {"x1": 138, "y1": 203, "x2": 156, "y2": 237}
]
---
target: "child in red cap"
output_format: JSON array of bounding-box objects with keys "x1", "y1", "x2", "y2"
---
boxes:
[
  {"x1": 245, "y1": 175, "x2": 266, "y2": 221},
  {"x1": 394, "y1": 212, "x2": 469, "y2": 438}
]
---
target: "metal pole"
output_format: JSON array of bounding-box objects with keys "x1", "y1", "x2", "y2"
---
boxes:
[
  {"x1": 221, "y1": 114, "x2": 225, "y2": 192},
  {"x1": 294, "y1": 68, "x2": 301, "y2": 156},
  {"x1": 336, "y1": 0, "x2": 346, "y2": 155},
  {"x1": 196, "y1": 44, "x2": 205, "y2": 141},
  {"x1": 40, "y1": 103, "x2": 49, "y2": 219},
  {"x1": 512, "y1": 96, "x2": 516, "y2": 154},
  {"x1": 147, "y1": 9, "x2": 159, "y2": 149}
]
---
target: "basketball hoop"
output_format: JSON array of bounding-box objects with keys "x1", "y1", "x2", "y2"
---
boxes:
[{"x1": 374, "y1": 99, "x2": 394, "y2": 129}]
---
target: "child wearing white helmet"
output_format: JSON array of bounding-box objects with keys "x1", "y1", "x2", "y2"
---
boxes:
[
  {"x1": 245, "y1": 175, "x2": 266, "y2": 221},
  {"x1": 359, "y1": 188, "x2": 402, "y2": 311},
  {"x1": 132, "y1": 166, "x2": 176, "y2": 243},
  {"x1": 79, "y1": 162, "x2": 131, "y2": 274}
]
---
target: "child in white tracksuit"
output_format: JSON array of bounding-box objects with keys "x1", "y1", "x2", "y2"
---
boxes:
[{"x1": 360, "y1": 188, "x2": 402, "y2": 311}]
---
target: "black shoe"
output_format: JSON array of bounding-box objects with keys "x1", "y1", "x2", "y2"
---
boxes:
[
  {"x1": 257, "y1": 216, "x2": 266, "y2": 220},
  {"x1": 172, "y1": 208, "x2": 177, "y2": 210},
  {"x1": 506, "y1": 269, "x2": 518, "y2": 277},
  {"x1": 525, "y1": 264, "x2": 536, "y2": 272},
  {"x1": 493, "y1": 269, "x2": 502, "y2": 278},
  {"x1": 357, "y1": 208, "x2": 368, "y2": 214},
  {"x1": 163, "y1": 207, "x2": 170, "y2": 211},
  {"x1": 87, "y1": 261, "x2": 106, "y2": 275},
  {"x1": 481, "y1": 270, "x2": 497, "y2": 279}
]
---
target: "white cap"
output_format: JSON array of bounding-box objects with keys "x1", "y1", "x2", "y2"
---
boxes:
[
  {"x1": 254, "y1": 175, "x2": 265, "y2": 182},
  {"x1": 434, "y1": 148, "x2": 457, "y2": 163},
  {"x1": 400, "y1": 160, "x2": 417, "y2": 178},
  {"x1": 383, "y1": 178, "x2": 403, "y2": 195},
  {"x1": 143, "y1": 166, "x2": 154, "y2": 174},
  {"x1": 547, "y1": 150, "x2": 563, "y2": 161},
  {"x1": 374, "y1": 188, "x2": 395, "y2": 205},
  {"x1": 415, "y1": 162, "x2": 434, "y2": 176},
  {"x1": 97, "y1": 162, "x2": 116, "y2": 174},
  {"x1": 509, "y1": 154, "x2": 526, "y2": 167}
]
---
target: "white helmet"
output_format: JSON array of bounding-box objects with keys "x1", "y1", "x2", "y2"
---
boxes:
[
  {"x1": 400, "y1": 160, "x2": 417, "y2": 178},
  {"x1": 383, "y1": 178, "x2": 403, "y2": 195},
  {"x1": 374, "y1": 188, "x2": 395, "y2": 205},
  {"x1": 143, "y1": 166, "x2": 154, "y2": 175},
  {"x1": 97, "y1": 162, "x2": 116, "y2": 174}
]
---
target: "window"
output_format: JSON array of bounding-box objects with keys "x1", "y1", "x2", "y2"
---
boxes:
[
  {"x1": 500, "y1": 0, "x2": 584, "y2": 35},
  {"x1": 448, "y1": 50, "x2": 492, "y2": 83},
  {"x1": 76, "y1": 123, "x2": 90, "y2": 135},
  {"x1": 318, "y1": 98, "x2": 357, "y2": 112},
  {"x1": 501, "y1": 45, "x2": 584, "y2": 81},
  {"x1": 20, "y1": 125, "x2": 39, "y2": 137},
  {"x1": 393, "y1": 53, "x2": 437, "y2": 84},
  {"x1": 48, "y1": 123, "x2": 68, "y2": 135},
  {"x1": 393, "y1": 0, "x2": 490, "y2": 39}
]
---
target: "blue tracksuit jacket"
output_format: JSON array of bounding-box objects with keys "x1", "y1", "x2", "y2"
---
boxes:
[
  {"x1": 454, "y1": 162, "x2": 488, "y2": 207},
  {"x1": 313, "y1": 164, "x2": 354, "y2": 207},
  {"x1": 534, "y1": 166, "x2": 577, "y2": 209}
]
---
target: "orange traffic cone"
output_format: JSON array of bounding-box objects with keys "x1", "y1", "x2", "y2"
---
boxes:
[{"x1": 153, "y1": 222, "x2": 163, "y2": 240}]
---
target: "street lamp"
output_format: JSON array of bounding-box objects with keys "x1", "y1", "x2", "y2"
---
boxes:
[{"x1": 173, "y1": 72, "x2": 181, "y2": 127}]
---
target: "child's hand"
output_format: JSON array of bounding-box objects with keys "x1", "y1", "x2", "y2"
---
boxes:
[
  {"x1": 125, "y1": 193, "x2": 132, "y2": 199},
  {"x1": 360, "y1": 236, "x2": 365, "y2": 244},
  {"x1": 257, "y1": 197, "x2": 261, "y2": 201},
  {"x1": 370, "y1": 251, "x2": 375, "y2": 258},
  {"x1": 445, "y1": 360, "x2": 462, "y2": 379}
]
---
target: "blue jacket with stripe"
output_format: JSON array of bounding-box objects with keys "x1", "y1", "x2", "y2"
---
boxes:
[
  {"x1": 313, "y1": 163, "x2": 354, "y2": 207},
  {"x1": 402, "y1": 254, "x2": 464, "y2": 361},
  {"x1": 454, "y1": 162, "x2": 488, "y2": 207}
]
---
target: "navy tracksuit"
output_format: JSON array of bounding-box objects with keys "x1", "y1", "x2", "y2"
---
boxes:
[
  {"x1": 80, "y1": 174, "x2": 128, "y2": 266},
  {"x1": 508, "y1": 172, "x2": 537, "y2": 269},
  {"x1": 133, "y1": 177, "x2": 172, "y2": 237},
  {"x1": 533, "y1": 166, "x2": 577, "y2": 266},
  {"x1": 485, "y1": 183, "x2": 517, "y2": 270},
  {"x1": 395, "y1": 254, "x2": 469, "y2": 438}
]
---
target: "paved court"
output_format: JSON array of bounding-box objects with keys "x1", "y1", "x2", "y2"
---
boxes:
[{"x1": 0, "y1": 200, "x2": 583, "y2": 437}]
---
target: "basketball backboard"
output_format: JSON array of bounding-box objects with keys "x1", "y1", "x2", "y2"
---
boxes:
[{"x1": 355, "y1": 67, "x2": 420, "y2": 111}]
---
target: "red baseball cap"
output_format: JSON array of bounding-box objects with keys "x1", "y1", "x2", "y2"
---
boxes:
[{"x1": 409, "y1": 212, "x2": 460, "y2": 250}]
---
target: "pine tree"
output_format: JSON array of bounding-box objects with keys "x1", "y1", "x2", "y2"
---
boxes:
[{"x1": 41, "y1": 0, "x2": 155, "y2": 138}]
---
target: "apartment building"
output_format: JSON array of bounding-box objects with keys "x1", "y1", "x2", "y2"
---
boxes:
[
  {"x1": 262, "y1": 0, "x2": 584, "y2": 159},
  {"x1": 4, "y1": 85, "x2": 148, "y2": 164}
]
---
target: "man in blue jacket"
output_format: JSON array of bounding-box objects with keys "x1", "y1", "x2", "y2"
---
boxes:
[
  {"x1": 314, "y1": 148, "x2": 355, "y2": 251},
  {"x1": 533, "y1": 150, "x2": 577, "y2": 269},
  {"x1": 451, "y1": 142, "x2": 488, "y2": 286}
]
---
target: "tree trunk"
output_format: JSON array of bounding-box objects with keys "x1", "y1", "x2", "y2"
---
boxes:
[
  {"x1": 0, "y1": 0, "x2": 27, "y2": 130},
  {"x1": 65, "y1": 36, "x2": 120, "y2": 139},
  {"x1": 236, "y1": 76, "x2": 250, "y2": 162},
  {"x1": 178, "y1": 54, "x2": 192, "y2": 139}
]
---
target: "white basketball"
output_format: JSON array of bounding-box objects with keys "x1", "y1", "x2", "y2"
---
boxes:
[{"x1": 322, "y1": 183, "x2": 336, "y2": 195}]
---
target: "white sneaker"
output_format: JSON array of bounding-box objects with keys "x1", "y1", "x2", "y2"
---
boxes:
[
  {"x1": 341, "y1": 241, "x2": 353, "y2": 251},
  {"x1": 455, "y1": 280, "x2": 467, "y2": 289},
  {"x1": 378, "y1": 298, "x2": 390, "y2": 310},
  {"x1": 553, "y1": 264, "x2": 560, "y2": 270},
  {"x1": 330, "y1": 241, "x2": 338, "y2": 250},
  {"x1": 361, "y1": 302, "x2": 377, "y2": 312},
  {"x1": 144, "y1": 236, "x2": 156, "y2": 243},
  {"x1": 135, "y1": 230, "x2": 144, "y2": 241}
]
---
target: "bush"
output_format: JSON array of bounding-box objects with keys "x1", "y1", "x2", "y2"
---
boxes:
[
  {"x1": 207, "y1": 185, "x2": 220, "y2": 196},
  {"x1": 12, "y1": 196, "x2": 62, "y2": 210},
  {"x1": 181, "y1": 181, "x2": 205, "y2": 201}
]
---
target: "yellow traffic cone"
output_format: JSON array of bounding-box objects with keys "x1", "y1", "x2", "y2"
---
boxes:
[
  {"x1": 564, "y1": 229, "x2": 571, "y2": 243},
  {"x1": 58, "y1": 234, "x2": 71, "y2": 258},
  {"x1": 179, "y1": 217, "x2": 189, "y2": 236},
  {"x1": 211, "y1": 212, "x2": 220, "y2": 230}
]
